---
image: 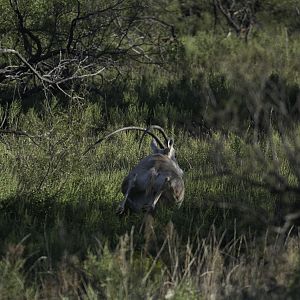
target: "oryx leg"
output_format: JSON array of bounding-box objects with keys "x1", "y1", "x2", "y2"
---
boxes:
[
  {"x1": 144, "y1": 176, "x2": 171, "y2": 212},
  {"x1": 116, "y1": 174, "x2": 137, "y2": 215},
  {"x1": 151, "y1": 190, "x2": 164, "y2": 211}
]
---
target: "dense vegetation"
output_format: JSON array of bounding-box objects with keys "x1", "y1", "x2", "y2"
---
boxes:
[{"x1": 1, "y1": 0, "x2": 300, "y2": 299}]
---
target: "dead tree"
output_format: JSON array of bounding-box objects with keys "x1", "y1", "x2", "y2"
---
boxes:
[{"x1": 0, "y1": 0, "x2": 175, "y2": 97}]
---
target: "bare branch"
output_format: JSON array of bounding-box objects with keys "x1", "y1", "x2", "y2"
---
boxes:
[
  {"x1": 214, "y1": 0, "x2": 256, "y2": 40},
  {"x1": 9, "y1": 0, "x2": 42, "y2": 58},
  {"x1": 0, "y1": 1, "x2": 173, "y2": 97},
  {"x1": 0, "y1": 48, "x2": 53, "y2": 84}
]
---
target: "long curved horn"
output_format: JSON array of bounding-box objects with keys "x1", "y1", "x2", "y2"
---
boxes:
[
  {"x1": 138, "y1": 125, "x2": 170, "y2": 150},
  {"x1": 83, "y1": 126, "x2": 165, "y2": 155},
  {"x1": 149, "y1": 125, "x2": 169, "y2": 145}
]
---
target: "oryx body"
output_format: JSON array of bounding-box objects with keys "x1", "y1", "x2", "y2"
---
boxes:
[{"x1": 118, "y1": 144, "x2": 184, "y2": 214}]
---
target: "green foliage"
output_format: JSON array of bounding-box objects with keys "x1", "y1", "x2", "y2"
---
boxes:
[
  {"x1": 0, "y1": 102, "x2": 300, "y2": 297},
  {"x1": 1, "y1": 0, "x2": 300, "y2": 298}
]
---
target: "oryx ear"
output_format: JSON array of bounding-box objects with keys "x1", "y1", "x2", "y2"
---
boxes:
[
  {"x1": 151, "y1": 138, "x2": 159, "y2": 153},
  {"x1": 167, "y1": 139, "x2": 174, "y2": 149},
  {"x1": 167, "y1": 139, "x2": 175, "y2": 159}
]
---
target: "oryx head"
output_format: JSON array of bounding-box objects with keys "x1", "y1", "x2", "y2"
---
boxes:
[
  {"x1": 84, "y1": 125, "x2": 179, "y2": 164},
  {"x1": 151, "y1": 138, "x2": 175, "y2": 160},
  {"x1": 136, "y1": 125, "x2": 179, "y2": 164}
]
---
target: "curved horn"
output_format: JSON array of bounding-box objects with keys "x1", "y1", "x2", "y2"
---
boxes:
[
  {"x1": 83, "y1": 126, "x2": 165, "y2": 155},
  {"x1": 138, "y1": 125, "x2": 170, "y2": 150}
]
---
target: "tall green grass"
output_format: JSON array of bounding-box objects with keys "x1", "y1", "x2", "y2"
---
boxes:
[{"x1": 0, "y1": 101, "x2": 299, "y2": 298}]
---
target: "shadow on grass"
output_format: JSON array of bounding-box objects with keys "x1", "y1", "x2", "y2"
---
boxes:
[{"x1": 0, "y1": 189, "x2": 271, "y2": 265}]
